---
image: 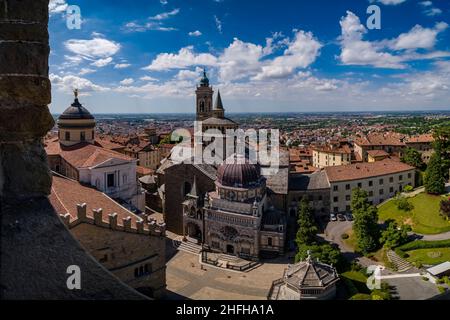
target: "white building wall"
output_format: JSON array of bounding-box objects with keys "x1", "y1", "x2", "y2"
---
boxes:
[{"x1": 329, "y1": 169, "x2": 415, "y2": 213}]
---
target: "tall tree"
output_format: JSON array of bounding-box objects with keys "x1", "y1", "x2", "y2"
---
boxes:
[
  {"x1": 380, "y1": 220, "x2": 410, "y2": 249},
  {"x1": 433, "y1": 126, "x2": 450, "y2": 180},
  {"x1": 295, "y1": 197, "x2": 318, "y2": 247},
  {"x1": 424, "y1": 152, "x2": 445, "y2": 195},
  {"x1": 401, "y1": 147, "x2": 424, "y2": 170},
  {"x1": 351, "y1": 188, "x2": 380, "y2": 254}
]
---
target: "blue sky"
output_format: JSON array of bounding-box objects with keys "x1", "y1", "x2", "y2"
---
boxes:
[{"x1": 48, "y1": 0, "x2": 450, "y2": 113}]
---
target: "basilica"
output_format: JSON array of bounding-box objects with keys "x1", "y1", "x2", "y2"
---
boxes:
[{"x1": 159, "y1": 71, "x2": 288, "y2": 260}]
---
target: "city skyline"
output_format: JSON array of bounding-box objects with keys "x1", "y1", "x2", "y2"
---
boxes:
[{"x1": 49, "y1": 0, "x2": 450, "y2": 113}]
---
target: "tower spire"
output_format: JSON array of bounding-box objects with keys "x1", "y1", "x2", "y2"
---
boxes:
[{"x1": 215, "y1": 90, "x2": 224, "y2": 110}]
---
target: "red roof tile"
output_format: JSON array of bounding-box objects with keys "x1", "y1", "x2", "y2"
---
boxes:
[
  {"x1": 325, "y1": 158, "x2": 414, "y2": 182},
  {"x1": 45, "y1": 140, "x2": 134, "y2": 168},
  {"x1": 50, "y1": 175, "x2": 143, "y2": 228}
]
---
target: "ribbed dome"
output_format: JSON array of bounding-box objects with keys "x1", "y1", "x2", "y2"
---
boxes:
[
  {"x1": 59, "y1": 97, "x2": 94, "y2": 120},
  {"x1": 217, "y1": 162, "x2": 261, "y2": 188}
]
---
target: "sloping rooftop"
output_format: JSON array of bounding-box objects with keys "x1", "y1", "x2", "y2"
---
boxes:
[
  {"x1": 283, "y1": 256, "x2": 339, "y2": 289},
  {"x1": 355, "y1": 132, "x2": 406, "y2": 147},
  {"x1": 427, "y1": 261, "x2": 450, "y2": 276},
  {"x1": 406, "y1": 134, "x2": 434, "y2": 144},
  {"x1": 325, "y1": 158, "x2": 414, "y2": 182},
  {"x1": 367, "y1": 149, "x2": 390, "y2": 157},
  {"x1": 202, "y1": 116, "x2": 237, "y2": 126},
  {"x1": 50, "y1": 175, "x2": 144, "y2": 229},
  {"x1": 289, "y1": 170, "x2": 330, "y2": 191},
  {"x1": 45, "y1": 139, "x2": 134, "y2": 168}
]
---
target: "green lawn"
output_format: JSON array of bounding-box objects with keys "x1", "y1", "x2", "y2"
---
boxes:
[
  {"x1": 340, "y1": 270, "x2": 371, "y2": 297},
  {"x1": 378, "y1": 193, "x2": 450, "y2": 235},
  {"x1": 405, "y1": 248, "x2": 450, "y2": 266}
]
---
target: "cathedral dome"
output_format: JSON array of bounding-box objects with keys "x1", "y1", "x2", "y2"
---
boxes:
[
  {"x1": 59, "y1": 90, "x2": 94, "y2": 120},
  {"x1": 217, "y1": 161, "x2": 261, "y2": 188}
]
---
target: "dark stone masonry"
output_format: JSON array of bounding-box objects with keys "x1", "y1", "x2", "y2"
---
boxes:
[{"x1": 0, "y1": 0, "x2": 146, "y2": 299}]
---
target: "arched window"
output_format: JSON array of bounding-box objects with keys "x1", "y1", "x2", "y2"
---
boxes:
[
  {"x1": 200, "y1": 101, "x2": 205, "y2": 112},
  {"x1": 122, "y1": 174, "x2": 127, "y2": 184},
  {"x1": 80, "y1": 131, "x2": 85, "y2": 141},
  {"x1": 65, "y1": 131, "x2": 70, "y2": 141}
]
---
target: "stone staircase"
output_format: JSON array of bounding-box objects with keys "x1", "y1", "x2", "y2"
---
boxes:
[
  {"x1": 267, "y1": 278, "x2": 284, "y2": 300},
  {"x1": 172, "y1": 239, "x2": 202, "y2": 255},
  {"x1": 387, "y1": 250, "x2": 413, "y2": 272}
]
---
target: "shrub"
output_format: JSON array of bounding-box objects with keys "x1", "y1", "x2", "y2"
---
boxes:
[
  {"x1": 350, "y1": 261, "x2": 362, "y2": 272},
  {"x1": 403, "y1": 185, "x2": 414, "y2": 193},
  {"x1": 341, "y1": 233, "x2": 349, "y2": 240},
  {"x1": 396, "y1": 197, "x2": 414, "y2": 211},
  {"x1": 397, "y1": 239, "x2": 450, "y2": 251},
  {"x1": 438, "y1": 286, "x2": 447, "y2": 294},
  {"x1": 350, "y1": 293, "x2": 371, "y2": 300},
  {"x1": 440, "y1": 198, "x2": 450, "y2": 218}
]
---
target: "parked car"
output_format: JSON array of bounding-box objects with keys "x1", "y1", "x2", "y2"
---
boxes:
[
  {"x1": 337, "y1": 214, "x2": 346, "y2": 221},
  {"x1": 345, "y1": 213, "x2": 354, "y2": 221},
  {"x1": 330, "y1": 213, "x2": 337, "y2": 221}
]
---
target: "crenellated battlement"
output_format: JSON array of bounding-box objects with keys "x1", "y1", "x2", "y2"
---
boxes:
[{"x1": 59, "y1": 203, "x2": 166, "y2": 237}]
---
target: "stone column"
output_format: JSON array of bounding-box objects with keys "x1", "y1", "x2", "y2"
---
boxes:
[{"x1": 0, "y1": 0, "x2": 55, "y2": 199}]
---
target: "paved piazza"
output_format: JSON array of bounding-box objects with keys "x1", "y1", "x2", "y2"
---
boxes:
[{"x1": 165, "y1": 249, "x2": 291, "y2": 300}]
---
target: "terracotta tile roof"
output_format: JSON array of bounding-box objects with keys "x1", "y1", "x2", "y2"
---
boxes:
[
  {"x1": 353, "y1": 152, "x2": 363, "y2": 162},
  {"x1": 124, "y1": 141, "x2": 154, "y2": 153},
  {"x1": 289, "y1": 148, "x2": 313, "y2": 162},
  {"x1": 312, "y1": 144, "x2": 352, "y2": 154},
  {"x1": 406, "y1": 134, "x2": 434, "y2": 144},
  {"x1": 325, "y1": 158, "x2": 414, "y2": 182},
  {"x1": 50, "y1": 175, "x2": 143, "y2": 228},
  {"x1": 45, "y1": 139, "x2": 134, "y2": 168},
  {"x1": 95, "y1": 136, "x2": 125, "y2": 150},
  {"x1": 137, "y1": 166, "x2": 154, "y2": 176},
  {"x1": 355, "y1": 132, "x2": 406, "y2": 147},
  {"x1": 367, "y1": 149, "x2": 390, "y2": 157}
]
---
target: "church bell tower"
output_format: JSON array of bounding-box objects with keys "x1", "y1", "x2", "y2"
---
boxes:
[{"x1": 196, "y1": 69, "x2": 214, "y2": 121}]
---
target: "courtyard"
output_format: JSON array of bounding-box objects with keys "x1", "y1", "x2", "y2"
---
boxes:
[{"x1": 164, "y1": 239, "x2": 291, "y2": 300}]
